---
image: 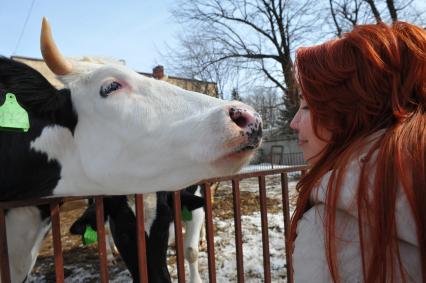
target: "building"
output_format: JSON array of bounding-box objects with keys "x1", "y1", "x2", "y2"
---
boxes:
[
  {"x1": 140, "y1": 65, "x2": 218, "y2": 97},
  {"x1": 11, "y1": 56, "x2": 218, "y2": 98}
]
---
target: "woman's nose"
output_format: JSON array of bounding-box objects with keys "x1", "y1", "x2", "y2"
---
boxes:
[{"x1": 290, "y1": 111, "x2": 299, "y2": 130}]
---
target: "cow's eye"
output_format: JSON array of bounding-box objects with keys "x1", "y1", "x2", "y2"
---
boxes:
[{"x1": 100, "y1": 81, "x2": 122, "y2": 98}]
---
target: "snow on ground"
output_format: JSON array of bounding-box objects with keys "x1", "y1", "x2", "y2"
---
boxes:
[
  {"x1": 28, "y1": 166, "x2": 301, "y2": 282},
  {"x1": 167, "y1": 173, "x2": 299, "y2": 282}
]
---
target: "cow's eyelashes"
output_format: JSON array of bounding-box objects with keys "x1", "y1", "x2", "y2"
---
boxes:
[{"x1": 100, "y1": 81, "x2": 122, "y2": 98}]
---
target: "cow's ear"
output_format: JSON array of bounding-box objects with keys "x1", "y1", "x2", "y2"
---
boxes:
[
  {"x1": 180, "y1": 191, "x2": 204, "y2": 211},
  {"x1": 99, "y1": 80, "x2": 123, "y2": 98}
]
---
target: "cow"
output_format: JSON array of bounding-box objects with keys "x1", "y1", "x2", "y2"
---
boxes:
[
  {"x1": 70, "y1": 185, "x2": 205, "y2": 283},
  {"x1": 169, "y1": 185, "x2": 207, "y2": 283},
  {"x1": 0, "y1": 18, "x2": 262, "y2": 283}
]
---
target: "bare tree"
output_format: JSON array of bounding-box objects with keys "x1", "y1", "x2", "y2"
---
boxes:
[
  {"x1": 328, "y1": 0, "x2": 425, "y2": 37},
  {"x1": 364, "y1": 0, "x2": 383, "y2": 22},
  {"x1": 167, "y1": 0, "x2": 424, "y2": 135},
  {"x1": 329, "y1": 0, "x2": 367, "y2": 37},
  {"x1": 243, "y1": 87, "x2": 281, "y2": 129},
  {"x1": 231, "y1": 87, "x2": 242, "y2": 101},
  {"x1": 170, "y1": 0, "x2": 320, "y2": 102},
  {"x1": 163, "y1": 32, "x2": 240, "y2": 99}
]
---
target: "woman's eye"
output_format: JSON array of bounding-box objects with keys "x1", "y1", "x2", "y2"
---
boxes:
[
  {"x1": 100, "y1": 81, "x2": 122, "y2": 98},
  {"x1": 301, "y1": 104, "x2": 309, "y2": 111}
]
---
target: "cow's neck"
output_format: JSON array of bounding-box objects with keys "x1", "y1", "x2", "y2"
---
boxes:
[{"x1": 0, "y1": 97, "x2": 78, "y2": 201}]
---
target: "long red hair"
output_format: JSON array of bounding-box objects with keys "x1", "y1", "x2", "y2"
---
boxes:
[{"x1": 290, "y1": 21, "x2": 426, "y2": 282}]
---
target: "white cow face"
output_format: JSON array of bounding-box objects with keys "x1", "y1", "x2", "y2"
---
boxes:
[
  {"x1": 40, "y1": 17, "x2": 262, "y2": 194},
  {"x1": 60, "y1": 62, "x2": 262, "y2": 193}
]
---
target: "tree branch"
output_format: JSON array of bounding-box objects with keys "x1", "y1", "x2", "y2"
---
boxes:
[
  {"x1": 329, "y1": 0, "x2": 343, "y2": 37},
  {"x1": 363, "y1": 0, "x2": 382, "y2": 22},
  {"x1": 386, "y1": 0, "x2": 398, "y2": 22}
]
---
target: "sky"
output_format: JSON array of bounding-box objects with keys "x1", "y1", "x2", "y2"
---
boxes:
[
  {"x1": 1, "y1": 0, "x2": 425, "y2": 84},
  {"x1": 0, "y1": 0, "x2": 179, "y2": 73}
]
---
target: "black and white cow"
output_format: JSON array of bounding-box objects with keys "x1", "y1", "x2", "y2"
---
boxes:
[
  {"x1": 0, "y1": 18, "x2": 261, "y2": 282},
  {"x1": 70, "y1": 185, "x2": 205, "y2": 283}
]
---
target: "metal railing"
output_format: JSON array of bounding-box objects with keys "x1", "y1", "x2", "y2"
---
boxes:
[
  {"x1": 270, "y1": 148, "x2": 305, "y2": 167},
  {"x1": 282, "y1": 152, "x2": 305, "y2": 166},
  {"x1": 0, "y1": 165, "x2": 308, "y2": 283}
]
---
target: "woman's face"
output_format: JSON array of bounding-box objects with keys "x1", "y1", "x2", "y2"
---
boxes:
[{"x1": 290, "y1": 96, "x2": 331, "y2": 164}]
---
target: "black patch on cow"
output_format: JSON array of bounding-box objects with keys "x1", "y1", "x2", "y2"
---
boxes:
[
  {"x1": 0, "y1": 57, "x2": 77, "y2": 130},
  {"x1": 145, "y1": 192, "x2": 174, "y2": 283},
  {"x1": 184, "y1": 184, "x2": 198, "y2": 195},
  {"x1": 182, "y1": 184, "x2": 205, "y2": 199},
  {"x1": 0, "y1": 57, "x2": 78, "y2": 200}
]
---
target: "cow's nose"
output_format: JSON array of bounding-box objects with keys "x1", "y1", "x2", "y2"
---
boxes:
[{"x1": 229, "y1": 107, "x2": 263, "y2": 140}]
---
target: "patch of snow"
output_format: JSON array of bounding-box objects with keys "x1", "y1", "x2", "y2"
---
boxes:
[
  {"x1": 168, "y1": 179, "x2": 298, "y2": 282},
  {"x1": 28, "y1": 170, "x2": 301, "y2": 282}
]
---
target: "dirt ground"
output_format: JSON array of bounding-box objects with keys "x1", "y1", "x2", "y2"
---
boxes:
[{"x1": 29, "y1": 174, "x2": 299, "y2": 282}]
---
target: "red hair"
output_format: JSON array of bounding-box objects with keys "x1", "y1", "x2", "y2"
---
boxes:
[{"x1": 290, "y1": 21, "x2": 426, "y2": 282}]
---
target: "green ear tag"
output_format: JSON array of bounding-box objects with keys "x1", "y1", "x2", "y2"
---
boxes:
[
  {"x1": 83, "y1": 225, "x2": 98, "y2": 245},
  {"x1": 0, "y1": 93, "x2": 30, "y2": 132},
  {"x1": 182, "y1": 206, "x2": 192, "y2": 222}
]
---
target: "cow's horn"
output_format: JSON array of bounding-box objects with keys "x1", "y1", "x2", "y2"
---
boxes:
[{"x1": 40, "y1": 17, "x2": 73, "y2": 75}]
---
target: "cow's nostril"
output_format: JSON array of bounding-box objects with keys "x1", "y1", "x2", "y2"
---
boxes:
[
  {"x1": 229, "y1": 108, "x2": 248, "y2": 128},
  {"x1": 234, "y1": 116, "x2": 247, "y2": 128}
]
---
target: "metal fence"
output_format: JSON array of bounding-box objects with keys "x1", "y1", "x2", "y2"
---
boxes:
[
  {"x1": 0, "y1": 165, "x2": 308, "y2": 283},
  {"x1": 269, "y1": 146, "x2": 305, "y2": 167}
]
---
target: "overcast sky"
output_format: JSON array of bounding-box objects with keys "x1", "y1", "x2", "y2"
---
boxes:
[{"x1": 0, "y1": 0, "x2": 179, "y2": 73}]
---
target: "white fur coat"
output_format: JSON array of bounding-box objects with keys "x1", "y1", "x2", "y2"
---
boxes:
[{"x1": 292, "y1": 131, "x2": 421, "y2": 282}]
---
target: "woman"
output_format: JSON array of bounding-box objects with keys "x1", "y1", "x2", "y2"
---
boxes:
[{"x1": 289, "y1": 21, "x2": 425, "y2": 282}]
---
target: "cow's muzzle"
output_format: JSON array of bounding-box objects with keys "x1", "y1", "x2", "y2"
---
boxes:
[{"x1": 229, "y1": 106, "x2": 263, "y2": 150}]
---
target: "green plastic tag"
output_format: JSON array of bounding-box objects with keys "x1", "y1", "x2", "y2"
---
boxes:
[
  {"x1": 83, "y1": 225, "x2": 98, "y2": 245},
  {"x1": 182, "y1": 206, "x2": 192, "y2": 222},
  {"x1": 0, "y1": 93, "x2": 29, "y2": 132}
]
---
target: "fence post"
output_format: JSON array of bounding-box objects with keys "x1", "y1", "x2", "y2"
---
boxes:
[
  {"x1": 258, "y1": 176, "x2": 271, "y2": 283},
  {"x1": 204, "y1": 183, "x2": 217, "y2": 283},
  {"x1": 0, "y1": 208, "x2": 11, "y2": 283},
  {"x1": 232, "y1": 179, "x2": 245, "y2": 283},
  {"x1": 173, "y1": 191, "x2": 186, "y2": 283},
  {"x1": 135, "y1": 194, "x2": 149, "y2": 282},
  {"x1": 50, "y1": 202, "x2": 65, "y2": 283},
  {"x1": 95, "y1": 197, "x2": 109, "y2": 283},
  {"x1": 281, "y1": 173, "x2": 293, "y2": 283}
]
